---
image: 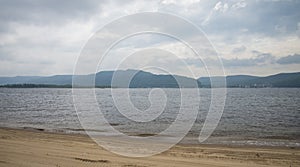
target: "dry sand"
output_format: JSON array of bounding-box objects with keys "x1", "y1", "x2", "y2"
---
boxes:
[{"x1": 0, "y1": 128, "x2": 299, "y2": 167}]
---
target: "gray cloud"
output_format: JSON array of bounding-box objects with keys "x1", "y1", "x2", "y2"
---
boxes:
[
  {"x1": 185, "y1": 52, "x2": 300, "y2": 68},
  {"x1": 0, "y1": 0, "x2": 104, "y2": 23},
  {"x1": 277, "y1": 54, "x2": 300, "y2": 64},
  {"x1": 184, "y1": 51, "x2": 277, "y2": 67},
  {"x1": 0, "y1": 0, "x2": 107, "y2": 35},
  {"x1": 222, "y1": 53, "x2": 275, "y2": 67},
  {"x1": 231, "y1": 45, "x2": 246, "y2": 54},
  {"x1": 202, "y1": 0, "x2": 300, "y2": 38},
  {"x1": 0, "y1": 0, "x2": 299, "y2": 76}
]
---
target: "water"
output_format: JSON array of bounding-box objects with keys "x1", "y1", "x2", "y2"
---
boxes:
[{"x1": 0, "y1": 88, "x2": 299, "y2": 147}]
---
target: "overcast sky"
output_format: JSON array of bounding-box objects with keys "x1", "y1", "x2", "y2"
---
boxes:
[{"x1": 0, "y1": 0, "x2": 300, "y2": 77}]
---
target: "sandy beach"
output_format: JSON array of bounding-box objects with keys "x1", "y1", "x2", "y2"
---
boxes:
[{"x1": 0, "y1": 128, "x2": 299, "y2": 167}]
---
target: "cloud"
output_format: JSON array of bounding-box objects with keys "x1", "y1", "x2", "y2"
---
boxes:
[
  {"x1": 222, "y1": 53, "x2": 275, "y2": 67},
  {"x1": 202, "y1": 0, "x2": 300, "y2": 38},
  {"x1": 231, "y1": 45, "x2": 246, "y2": 54},
  {"x1": 0, "y1": 0, "x2": 104, "y2": 24},
  {"x1": 232, "y1": 0, "x2": 247, "y2": 10},
  {"x1": 213, "y1": 1, "x2": 229, "y2": 13},
  {"x1": 184, "y1": 50, "x2": 277, "y2": 68},
  {"x1": 0, "y1": 0, "x2": 299, "y2": 77},
  {"x1": 277, "y1": 54, "x2": 300, "y2": 64},
  {"x1": 184, "y1": 52, "x2": 300, "y2": 69},
  {"x1": 297, "y1": 22, "x2": 300, "y2": 38}
]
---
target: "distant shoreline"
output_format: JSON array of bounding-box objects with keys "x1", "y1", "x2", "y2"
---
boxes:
[
  {"x1": 1, "y1": 70, "x2": 299, "y2": 88},
  {"x1": 1, "y1": 84, "x2": 300, "y2": 88},
  {"x1": 0, "y1": 84, "x2": 111, "y2": 88}
]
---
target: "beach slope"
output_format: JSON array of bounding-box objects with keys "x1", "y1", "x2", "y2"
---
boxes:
[{"x1": 0, "y1": 128, "x2": 299, "y2": 167}]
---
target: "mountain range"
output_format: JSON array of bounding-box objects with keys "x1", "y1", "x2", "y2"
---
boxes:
[
  {"x1": 0, "y1": 70, "x2": 300, "y2": 88},
  {"x1": 0, "y1": 70, "x2": 200, "y2": 88},
  {"x1": 199, "y1": 72, "x2": 300, "y2": 88}
]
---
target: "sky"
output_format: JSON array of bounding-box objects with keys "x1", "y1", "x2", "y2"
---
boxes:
[{"x1": 0, "y1": 0, "x2": 300, "y2": 77}]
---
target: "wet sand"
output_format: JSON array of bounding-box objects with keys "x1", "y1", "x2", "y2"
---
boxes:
[{"x1": 0, "y1": 127, "x2": 299, "y2": 167}]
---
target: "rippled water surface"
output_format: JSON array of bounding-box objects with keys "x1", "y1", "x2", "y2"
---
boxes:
[{"x1": 0, "y1": 88, "x2": 299, "y2": 147}]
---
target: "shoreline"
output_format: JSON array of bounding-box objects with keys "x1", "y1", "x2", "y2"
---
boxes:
[
  {"x1": 1, "y1": 126, "x2": 299, "y2": 148},
  {"x1": 1, "y1": 127, "x2": 299, "y2": 167}
]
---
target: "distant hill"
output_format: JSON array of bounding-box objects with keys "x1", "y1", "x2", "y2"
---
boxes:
[
  {"x1": 0, "y1": 75, "x2": 72, "y2": 85},
  {"x1": 0, "y1": 70, "x2": 200, "y2": 88},
  {"x1": 1, "y1": 70, "x2": 300, "y2": 88},
  {"x1": 94, "y1": 70, "x2": 200, "y2": 88},
  {"x1": 198, "y1": 72, "x2": 300, "y2": 88}
]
